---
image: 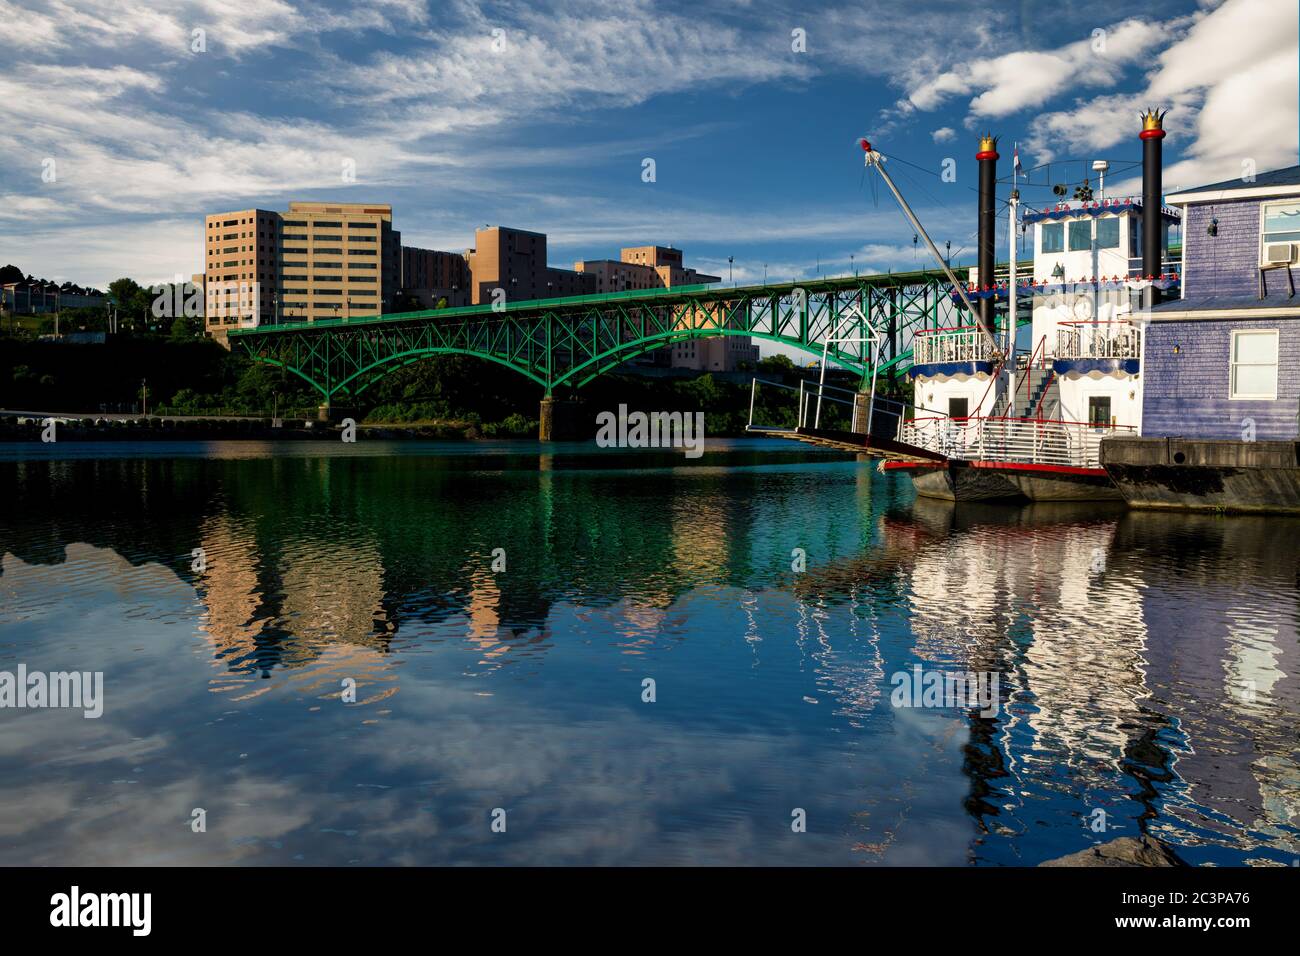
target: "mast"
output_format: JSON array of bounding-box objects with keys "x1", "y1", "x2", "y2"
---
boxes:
[{"x1": 859, "y1": 139, "x2": 996, "y2": 354}]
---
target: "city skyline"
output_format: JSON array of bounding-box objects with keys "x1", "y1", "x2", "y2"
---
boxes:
[{"x1": 2, "y1": 0, "x2": 1295, "y2": 291}]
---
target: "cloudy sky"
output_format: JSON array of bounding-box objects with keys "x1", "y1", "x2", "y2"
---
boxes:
[{"x1": 1, "y1": 0, "x2": 1296, "y2": 289}]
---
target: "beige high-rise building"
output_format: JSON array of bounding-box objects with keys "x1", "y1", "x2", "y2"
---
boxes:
[
  {"x1": 203, "y1": 201, "x2": 402, "y2": 340},
  {"x1": 279, "y1": 202, "x2": 401, "y2": 324},
  {"x1": 465, "y1": 225, "x2": 596, "y2": 305},
  {"x1": 203, "y1": 208, "x2": 280, "y2": 334}
]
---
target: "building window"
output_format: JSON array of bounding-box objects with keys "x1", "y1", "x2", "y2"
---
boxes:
[
  {"x1": 1095, "y1": 217, "x2": 1120, "y2": 250},
  {"x1": 1088, "y1": 395, "x2": 1112, "y2": 426},
  {"x1": 1262, "y1": 201, "x2": 1300, "y2": 244},
  {"x1": 1041, "y1": 223, "x2": 1063, "y2": 253},
  {"x1": 1068, "y1": 219, "x2": 1092, "y2": 251},
  {"x1": 948, "y1": 397, "x2": 968, "y2": 420},
  {"x1": 1230, "y1": 329, "x2": 1279, "y2": 399}
]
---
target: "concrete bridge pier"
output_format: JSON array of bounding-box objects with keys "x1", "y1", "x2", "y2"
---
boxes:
[
  {"x1": 854, "y1": 390, "x2": 894, "y2": 439},
  {"x1": 318, "y1": 403, "x2": 359, "y2": 424},
  {"x1": 539, "y1": 396, "x2": 583, "y2": 441}
]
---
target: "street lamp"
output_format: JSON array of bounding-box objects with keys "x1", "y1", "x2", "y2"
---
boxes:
[
  {"x1": 728, "y1": 256, "x2": 734, "y2": 284},
  {"x1": 850, "y1": 253, "x2": 855, "y2": 276}
]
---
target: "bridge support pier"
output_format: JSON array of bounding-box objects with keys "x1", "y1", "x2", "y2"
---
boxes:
[
  {"x1": 318, "y1": 403, "x2": 358, "y2": 424},
  {"x1": 853, "y1": 390, "x2": 889, "y2": 439},
  {"x1": 539, "y1": 396, "x2": 583, "y2": 441}
]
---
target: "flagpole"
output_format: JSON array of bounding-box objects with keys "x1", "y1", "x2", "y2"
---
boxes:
[{"x1": 1008, "y1": 143, "x2": 1019, "y2": 405}]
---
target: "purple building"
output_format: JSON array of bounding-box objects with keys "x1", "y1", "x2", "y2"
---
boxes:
[{"x1": 1138, "y1": 166, "x2": 1300, "y2": 440}]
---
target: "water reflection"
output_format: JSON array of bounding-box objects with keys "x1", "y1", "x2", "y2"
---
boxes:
[{"x1": 0, "y1": 442, "x2": 1295, "y2": 865}]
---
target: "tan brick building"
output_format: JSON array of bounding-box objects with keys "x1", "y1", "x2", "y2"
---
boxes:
[
  {"x1": 202, "y1": 208, "x2": 280, "y2": 333},
  {"x1": 279, "y1": 202, "x2": 401, "y2": 323},
  {"x1": 400, "y1": 246, "x2": 472, "y2": 308},
  {"x1": 465, "y1": 226, "x2": 597, "y2": 305},
  {"x1": 203, "y1": 201, "x2": 402, "y2": 339}
]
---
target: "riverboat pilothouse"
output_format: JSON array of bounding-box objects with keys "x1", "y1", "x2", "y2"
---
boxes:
[{"x1": 885, "y1": 111, "x2": 1181, "y2": 500}]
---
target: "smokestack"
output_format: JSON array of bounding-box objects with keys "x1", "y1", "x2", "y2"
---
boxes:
[
  {"x1": 976, "y1": 134, "x2": 999, "y2": 340},
  {"x1": 1140, "y1": 108, "x2": 1168, "y2": 308}
]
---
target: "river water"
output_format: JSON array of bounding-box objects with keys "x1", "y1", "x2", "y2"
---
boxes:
[{"x1": 0, "y1": 439, "x2": 1296, "y2": 866}]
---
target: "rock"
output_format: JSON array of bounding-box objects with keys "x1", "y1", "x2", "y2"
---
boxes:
[{"x1": 1039, "y1": 835, "x2": 1187, "y2": 867}]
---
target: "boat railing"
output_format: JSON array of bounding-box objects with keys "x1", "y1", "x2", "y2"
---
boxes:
[
  {"x1": 911, "y1": 327, "x2": 996, "y2": 366},
  {"x1": 1056, "y1": 321, "x2": 1141, "y2": 361},
  {"x1": 896, "y1": 415, "x2": 1136, "y2": 469}
]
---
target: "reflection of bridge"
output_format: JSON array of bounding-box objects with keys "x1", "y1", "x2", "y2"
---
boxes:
[{"x1": 227, "y1": 270, "x2": 961, "y2": 429}]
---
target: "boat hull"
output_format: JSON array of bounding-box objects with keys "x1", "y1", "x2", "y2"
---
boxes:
[{"x1": 887, "y1": 460, "x2": 1122, "y2": 502}]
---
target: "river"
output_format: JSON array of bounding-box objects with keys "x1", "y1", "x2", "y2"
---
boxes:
[{"x1": 0, "y1": 439, "x2": 1296, "y2": 865}]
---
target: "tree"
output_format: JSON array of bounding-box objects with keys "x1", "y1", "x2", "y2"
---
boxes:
[
  {"x1": 108, "y1": 277, "x2": 143, "y2": 312},
  {"x1": 0, "y1": 264, "x2": 23, "y2": 285},
  {"x1": 757, "y1": 353, "x2": 796, "y2": 374}
]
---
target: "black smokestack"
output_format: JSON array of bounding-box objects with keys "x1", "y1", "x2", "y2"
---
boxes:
[
  {"x1": 1140, "y1": 108, "x2": 1168, "y2": 309},
  {"x1": 976, "y1": 135, "x2": 999, "y2": 340}
]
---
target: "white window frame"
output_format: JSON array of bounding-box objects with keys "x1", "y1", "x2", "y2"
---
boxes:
[
  {"x1": 1228, "y1": 328, "x2": 1279, "y2": 401},
  {"x1": 1261, "y1": 199, "x2": 1300, "y2": 248}
]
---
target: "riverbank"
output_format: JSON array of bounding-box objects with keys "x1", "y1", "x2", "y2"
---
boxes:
[{"x1": 0, "y1": 414, "x2": 489, "y2": 441}]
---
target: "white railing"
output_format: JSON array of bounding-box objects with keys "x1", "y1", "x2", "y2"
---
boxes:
[
  {"x1": 1056, "y1": 322, "x2": 1141, "y2": 360},
  {"x1": 897, "y1": 416, "x2": 1135, "y2": 469},
  {"x1": 911, "y1": 329, "x2": 995, "y2": 366}
]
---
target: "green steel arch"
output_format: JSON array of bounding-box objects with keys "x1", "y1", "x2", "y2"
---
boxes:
[{"x1": 227, "y1": 270, "x2": 960, "y2": 407}]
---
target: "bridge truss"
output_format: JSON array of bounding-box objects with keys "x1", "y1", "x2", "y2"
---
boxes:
[{"x1": 227, "y1": 269, "x2": 963, "y2": 407}]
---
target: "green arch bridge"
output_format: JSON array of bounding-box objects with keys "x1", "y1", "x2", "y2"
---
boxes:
[{"x1": 226, "y1": 269, "x2": 962, "y2": 434}]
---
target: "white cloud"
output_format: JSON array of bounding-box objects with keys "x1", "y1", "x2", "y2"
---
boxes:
[
  {"x1": 931, "y1": 127, "x2": 956, "y2": 144},
  {"x1": 902, "y1": 17, "x2": 1178, "y2": 119},
  {"x1": 1025, "y1": 0, "x2": 1298, "y2": 188}
]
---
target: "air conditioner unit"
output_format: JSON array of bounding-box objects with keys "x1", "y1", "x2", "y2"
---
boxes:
[{"x1": 1262, "y1": 242, "x2": 1296, "y2": 267}]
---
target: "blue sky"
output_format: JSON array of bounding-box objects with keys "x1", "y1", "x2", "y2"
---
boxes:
[{"x1": 1, "y1": 0, "x2": 1296, "y2": 290}]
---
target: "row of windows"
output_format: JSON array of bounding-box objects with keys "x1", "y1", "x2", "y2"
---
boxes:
[{"x1": 1041, "y1": 217, "x2": 1122, "y2": 253}]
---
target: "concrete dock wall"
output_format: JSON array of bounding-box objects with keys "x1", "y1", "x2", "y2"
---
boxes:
[{"x1": 1101, "y1": 436, "x2": 1300, "y2": 512}]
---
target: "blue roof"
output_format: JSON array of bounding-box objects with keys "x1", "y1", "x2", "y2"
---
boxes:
[
  {"x1": 1150, "y1": 290, "x2": 1300, "y2": 314},
  {"x1": 1170, "y1": 165, "x2": 1300, "y2": 198}
]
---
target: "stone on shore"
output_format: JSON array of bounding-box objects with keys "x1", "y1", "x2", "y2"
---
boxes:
[{"x1": 1039, "y1": 835, "x2": 1187, "y2": 867}]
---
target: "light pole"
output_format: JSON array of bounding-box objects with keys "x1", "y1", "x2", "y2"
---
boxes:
[
  {"x1": 850, "y1": 253, "x2": 855, "y2": 276},
  {"x1": 763, "y1": 264, "x2": 768, "y2": 285},
  {"x1": 728, "y1": 256, "x2": 734, "y2": 284}
]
